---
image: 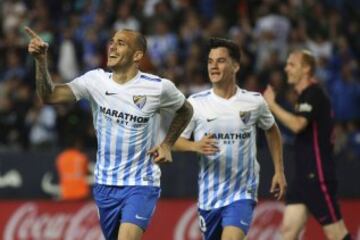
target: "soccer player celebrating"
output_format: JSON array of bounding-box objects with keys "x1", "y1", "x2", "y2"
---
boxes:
[
  {"x1": 264, "y1": 50, "x2": 351, "y2": 240},
  {"x1": 26, "y1": 27, "x2": 193, "y2": 240},
  {"x1": 174, "y1": 38, "x2": 287, "y2": 240}
]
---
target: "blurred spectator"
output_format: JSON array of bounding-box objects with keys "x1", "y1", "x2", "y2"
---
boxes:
[
  {"x1": 1, "y1": 50, "x2": 26, "y2": 82},
  {"x1": 113, "y1": 1, "x2": 140, "y2": 31},
  {"x1": 57, "y1": 28, "x2": 80, "y2": 82},
  {"x1": 147, "y1": 19, "x2": 177, "y2": 68},
  {"x1": 56, "y1": 137, "x2": 91, "y2": 200},
  {"x1": 327, "y1": 61, "x2": 360, "y2": 122},
  {"x1": 26, "y1": 96, "x2": 57, "y2": 150}
]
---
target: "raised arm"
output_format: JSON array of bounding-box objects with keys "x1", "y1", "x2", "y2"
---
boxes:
[
  {"x1": 148, "y1": 100, "x2": 193, "y2": 163},
  {"x1": 265, "y1": 123, "x2": 287, "y2": 200},
  {"x1": 25, "y1": 26, "x2": 75, "y2": 104},
  {"x1": 263, "y1": 85, "x2": 308, "y2": 133}
]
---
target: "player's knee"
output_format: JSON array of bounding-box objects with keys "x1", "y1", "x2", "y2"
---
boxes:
[{"x1": 324, "y1": 232, "x2": 352, "y2": 240}]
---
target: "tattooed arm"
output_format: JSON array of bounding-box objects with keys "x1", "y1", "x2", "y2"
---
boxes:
[
  {"x1": 26, "y1": 26, "x2": 75, "y2": 104},
  {"x1": 163, "y1": 100, "x2": 193, "y2": 147},
  {"x1": 148, "y1": 100, "x2": 193, "y2": 163}
]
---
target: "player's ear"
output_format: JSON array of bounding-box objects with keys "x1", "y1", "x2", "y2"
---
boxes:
[
  {"x1": 233, "y1": 61, "x2": 240, "y2": 73},
  {"x1": 133, "y1": 50, "x2": 144, "y2": 63}
]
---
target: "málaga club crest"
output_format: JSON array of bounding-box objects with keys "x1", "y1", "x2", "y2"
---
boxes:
[
  {"x1": 239, "y1": 111, "x2": 251, "y2": 124},
  {"x1": 133, "y1": 95, "x2": 147, "y2": 109}
]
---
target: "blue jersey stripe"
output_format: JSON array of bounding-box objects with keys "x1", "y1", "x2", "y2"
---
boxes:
[
  {"x1": 250, "y1": 135, "x2": 256, "y2": 199},
  {"x1": 123, "y1": 128, "x2": 138, "y2": 185},
  {"x1": 95, "y1": 111, "x2": 103, "y2": 183},
  {"x1": 145, "y1": 122, "x2": 155, "y2": 183},
  {"x1": 246, "y1": 136, "x2": 254, "y2": 198},
  {"x1": 135, "y1": 124, "x2": 149, "y2": 184},
  {"x1": 140, "y1": 75, "x2": 161, "y2": 82},
  {"x1": 209, "y1": 156, "x2": 221, "y2": 207},
  {"x1": 200, "y1": 156, "x2": 209, "y2": 207},
  {"x1": 102, "y1": 118, "x2": 112, "y2": 183},
  {"x1": 112, "y1": 124, "x2": 125, "y2": 185},
  {"x1": 232, "y1": 139, "x2": 244, "y2": 202},
  {"x1": 220, "y1": 144, "x2": 233, "y2": 205}
]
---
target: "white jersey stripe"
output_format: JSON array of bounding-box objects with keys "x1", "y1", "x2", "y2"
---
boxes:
[
  {"x1": 102, "y1": 118, "x2": 112, "y2": 183},
  {"x1": 232, "y1": 138, "x2": 244, "y2": 202},
  {"x1": 123, "y1": 129, "x2": 138, "y2": 185},
  {"x1": 94, "y1": 111, "x2": 102, "y2": 183},
  {"x1": 107, "y1": 120, "x2": 118, "y2": 185},
  {"x1": 134, "y1": 124, "x2": 149, "y2": 185},
  {"x1": 220, "y1": 144, "x2": 233, "y2": 205},
  {"x1": 112, "y1": 124, "x2": 125, "y2": 185}
]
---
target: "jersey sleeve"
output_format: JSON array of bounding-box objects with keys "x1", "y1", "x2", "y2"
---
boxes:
[
  {"x1": 257, "y1": 96, "x2": 275, "y2": 130},
  {"x1": 295, "y1": 89, "x2": 317, "y2": 122},
  {"x1": 159, "y1": 79, "x2": 186, "y2": 111},
  {"x1": 66, "y1": 71, "x2": 93, "y2": 101}
]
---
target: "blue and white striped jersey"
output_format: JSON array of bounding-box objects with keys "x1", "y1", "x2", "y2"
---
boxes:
[
  {"x1": 67, "y1": 69, "x2": 185, "y2": 187},
  {"x1": 181, "y1": 87, "x2": 275, "y2": 210}
]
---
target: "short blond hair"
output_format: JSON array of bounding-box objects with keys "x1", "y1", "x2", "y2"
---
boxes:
[{"x1": 292, "y1": 49, "x2": 316, "y2": 75}]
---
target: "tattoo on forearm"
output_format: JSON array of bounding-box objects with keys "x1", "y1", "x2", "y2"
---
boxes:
[
  {"x1": 35, "y1": 60, "x2": 54, "y2": 99},
  {"x1": 163, "y1": 101, "x2": 193, "y2": 146}
]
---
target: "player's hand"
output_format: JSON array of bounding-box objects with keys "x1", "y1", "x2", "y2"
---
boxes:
[
  {"x1": 24, "y1": 26, "x2": 49, "y2": 60},
  {"x1": 263, "y1": 85, "x2": 276, "y2": 107},
  {"x1": 270, "y1": 172, "x2": 287, "y2": 200},
  {"x1": 148, "y1": 143, "x2": 173, "y2": 164},
  {"x1": 194, "y1": 134, "x2": 219, "y2": 155}
]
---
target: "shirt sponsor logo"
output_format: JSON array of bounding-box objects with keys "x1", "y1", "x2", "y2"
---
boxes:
[
  {"x1": 297, "y1": 103, "x2": 313, "y2": 112},
  {"x1": 99, "y1": 106, "x2": 149, "y2": 123},
  {"x1": 133, "y1": 95, "x2": 147, "y2": 109},
  {"x1": 206, "y1": 132, "x2": 251, "y2": 140}
]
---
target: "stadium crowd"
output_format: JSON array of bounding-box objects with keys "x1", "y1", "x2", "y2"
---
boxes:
[{"x1": 0, "y1": 0, "x2": 359, "y2": 161}]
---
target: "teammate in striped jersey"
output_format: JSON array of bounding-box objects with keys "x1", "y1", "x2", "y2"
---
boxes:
[
  {"x1": 174, "y1": 38, "x2": 287, "y2": 240},
  {"x1": 264, "y1": 50, "x2": 351, "y2": 240},
  {"x1": 26, "y1": 27, "x2": 193, "y2": 240}
]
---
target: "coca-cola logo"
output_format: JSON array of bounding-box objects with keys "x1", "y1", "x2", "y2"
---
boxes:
[
  {"x1": 174, "y1": 204, "x2": 202, "y2": 240},
  {"x1": 4, "y1": 202, "x2": 104, "y2": 240}
]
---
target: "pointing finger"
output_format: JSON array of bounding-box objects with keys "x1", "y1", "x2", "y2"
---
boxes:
[{"x1": 24, "y1": 26, "x2": 41, "y2": 40}]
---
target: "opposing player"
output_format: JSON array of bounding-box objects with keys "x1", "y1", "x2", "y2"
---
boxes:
[
  {"x1": 26, "y1": 26, "x2": 193, "y2": 240},
  {"x1": 173, "y1": 38, "x2": 287, "y2": 240},
  {"x1": 264, "y1": 50, "x2": 351, "y2": 240}
]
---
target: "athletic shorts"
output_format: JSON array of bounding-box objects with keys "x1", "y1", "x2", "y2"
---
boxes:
[
  {"x1": 286, "y1": 178, "x2": 342, "y2": 225},
  {"x1": 198, "y1": 199, "x2": 256, "y2": 240},
  {"x1": 93, "y1": 184, "x2": 161, "y2": 240}
]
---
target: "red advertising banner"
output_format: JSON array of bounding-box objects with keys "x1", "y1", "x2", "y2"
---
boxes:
[{"x1": 0, "y1": 200, "x2": 359, "y2": 240}]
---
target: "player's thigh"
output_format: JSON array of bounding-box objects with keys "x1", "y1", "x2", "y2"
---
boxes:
[
  {"x1": 198, "y1": 208, "x2": 223, "y2": 240},
  {"x1": 118, "y1": 222, "x2": 143, "y2": 240},
  {"x1": 305, "y1": 180, "x2": 342, "y2": 226},
  {"x1": 93, "y1": 184, "x2": 124, "y2": 240},
  {"x1": 322, "y1": 219, "x2": 348, "y2": 240},
  {"x1": 222, "y1": 226, "x2": 245, "y2": 240},
  {"x1": 222, "y1": 199, "x2": 256, "y2": 238},
  {"x1": 281, "y1": 204, "x2": 309, "y2": 232},
  {"x1": 121, "y1": 186, "x2": 161, "y2": 231}
]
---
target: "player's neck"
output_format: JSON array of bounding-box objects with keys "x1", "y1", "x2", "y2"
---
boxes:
[
  {"x1": 112, "y1": 66, "x2": 139, "y2": 84},
  {"x1": 295, "y1": 76, "x2": 313, "y2": 94},
  {"x1": 212, "y1": 82, "x2": 237, "y2": 99}
]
